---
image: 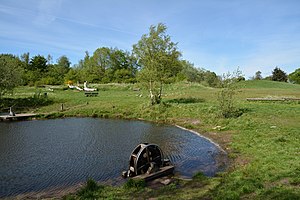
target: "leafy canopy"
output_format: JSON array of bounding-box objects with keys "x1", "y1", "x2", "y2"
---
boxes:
[
  {"x1": 76, "y1": 47, "x2": 138, "y2": 83},
  {"x1": 288, "y1": 68, "x2": 300, "y2": 84},
  {"x1": 0, "y1": 54, "x2": 23, "y2": 97},
  {"x1": 254, "y1": 71, "x2": 263, "y2": 80},
  {"x1": 133, "y1": 23, "x2": 181, "y2": 82},
  {"x1": 28, "y1": 55, "x2": 48, "y2": 72},
  {"x1": 271, "y1": 67, "x2": 287, "y2": 82}
]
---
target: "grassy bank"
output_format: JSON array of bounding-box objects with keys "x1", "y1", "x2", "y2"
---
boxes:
[{"x1": 2, "y1": 80, "x2": 300, "y2": 199}]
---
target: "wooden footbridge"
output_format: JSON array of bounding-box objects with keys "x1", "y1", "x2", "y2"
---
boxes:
[{"x1": 0, "y1": 113, "x2": 37, "y2": 121}]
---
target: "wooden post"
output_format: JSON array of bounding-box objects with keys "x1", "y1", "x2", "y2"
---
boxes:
[{"x1": 61, "y1": 103, "x2": 64, "y2": 111}]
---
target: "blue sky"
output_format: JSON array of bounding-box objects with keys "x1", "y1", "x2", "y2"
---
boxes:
[{"x1": 1, "y1": 0, "x2": 300, "y2": 78}]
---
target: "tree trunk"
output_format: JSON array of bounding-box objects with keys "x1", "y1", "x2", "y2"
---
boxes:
[
  {"x1": 149, "y1": 80, "x2": 161, "y2": 105},
  {"x1": 158, "y1": 81, "x2": 163, "y2": 99}
]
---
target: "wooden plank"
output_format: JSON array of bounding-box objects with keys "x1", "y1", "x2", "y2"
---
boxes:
[
  {"x1": 284, "y1": 98, "x2": 300, "y2": 101},
  {"x1": 246, "y1": 98, "x2": 283, "y2": 101},
  {"x1": 132, "y1": 165, "x2": 174, "y2": 182},
  {"x1": 246, "y1": 98, "x2": 300, "y2": 101}
]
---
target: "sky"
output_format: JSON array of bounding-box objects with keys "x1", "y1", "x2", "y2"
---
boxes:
[{"x1": 1, "y1": 0, "x2": 300, "y2": 78}]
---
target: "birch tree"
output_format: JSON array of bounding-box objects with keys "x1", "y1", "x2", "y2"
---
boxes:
[{"x1": 133, "y1": 23, "x2": 181, "y2": 104}]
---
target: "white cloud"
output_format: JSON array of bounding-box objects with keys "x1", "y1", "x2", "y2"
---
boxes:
[{"x1": 33, "y1": 0, "x2": 62, "y2": 26}]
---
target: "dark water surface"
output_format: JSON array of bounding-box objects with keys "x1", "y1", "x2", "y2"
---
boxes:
[{"x1": 0, "y1": 118, "x2": 227, "y2": 197}]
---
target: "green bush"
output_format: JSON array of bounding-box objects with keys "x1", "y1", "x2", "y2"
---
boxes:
[
  {"x1": 217, "y1": 69, "x2": 244, "y2": 118},
  {"x1": 217, "y1": 88, "x2": 243, "y2": 118}
]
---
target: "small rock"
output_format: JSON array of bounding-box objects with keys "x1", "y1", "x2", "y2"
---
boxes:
[
  {"x1": 213, "y1": 126, "x2": 222, "y2": 130},
  {"x1": 213, "y1": 126, "x2": 225, "y2": 131},
  {"x1": 160, "y1": 178, "x2": 172, "y2": 185}
]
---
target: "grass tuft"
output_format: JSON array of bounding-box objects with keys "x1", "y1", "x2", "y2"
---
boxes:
[{"x1": 124, "y1": 179, "x2": 146, "y2": 190}]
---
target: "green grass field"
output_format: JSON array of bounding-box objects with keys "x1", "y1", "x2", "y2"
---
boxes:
[{"x1": 1, "y1": 80, "x2": 300, "y2": 199}]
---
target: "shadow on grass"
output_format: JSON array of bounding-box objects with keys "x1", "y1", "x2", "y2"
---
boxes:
[
  {"x1": 165, "y1": 97, "x2": 205, "y2": 104},
  {"x1": 221, "y1": 109, "x2": 244, "y2": 118},
  {"x1": 0, "y1": 97, "x2": 53, "y2": 113}
]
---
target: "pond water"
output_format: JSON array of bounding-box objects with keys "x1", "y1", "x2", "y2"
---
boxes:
[{"x1": 0, "y1": 118, "x2": 227, "y2": 197}]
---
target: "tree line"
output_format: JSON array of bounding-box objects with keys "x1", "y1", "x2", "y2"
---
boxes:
[
  {"x1": 251, "y1": 67, "x2": 300, "y2": 83},
  {"x1": 1, "y1": 23, "x2": 300, "y2": 99}
]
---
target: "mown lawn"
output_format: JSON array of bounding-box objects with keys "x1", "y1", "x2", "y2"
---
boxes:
[{"x1": 1, "y1": 80, "x2": 300, "y2": 199}]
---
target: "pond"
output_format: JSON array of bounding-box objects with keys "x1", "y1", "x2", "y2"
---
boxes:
[{"x1": 0, "y1": 118, "x2": 227, "y2": 197}]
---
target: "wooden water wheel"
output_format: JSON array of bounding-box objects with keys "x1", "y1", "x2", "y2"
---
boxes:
[{"x1": 125, "y1": 143, "x2": 164, "y2": 177}]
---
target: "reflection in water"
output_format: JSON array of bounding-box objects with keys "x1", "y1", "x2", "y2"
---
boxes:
[{"x1": 0, "y1": 118, "x2": 227, "y2": 197}]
